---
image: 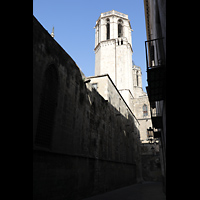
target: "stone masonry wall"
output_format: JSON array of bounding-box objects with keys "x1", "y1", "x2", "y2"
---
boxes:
[{"x1": 33, "y1": 16, "x2": 141, "y2": 200}]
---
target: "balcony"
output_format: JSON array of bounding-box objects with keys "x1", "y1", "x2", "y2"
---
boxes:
[
  {"x1": 145, "y1": 38, "x2": 166, "y2": 102},
  {"x1": 150, "y1": 101, "x2": 163, "y2": 129}
]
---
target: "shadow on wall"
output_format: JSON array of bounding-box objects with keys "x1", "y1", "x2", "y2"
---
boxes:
[
  {"x1": 33, "y1": 88, "x2": 140, "y2": 200},
  {"x1": 33, "y1": 15, "x2": 141, "y2": 200}
]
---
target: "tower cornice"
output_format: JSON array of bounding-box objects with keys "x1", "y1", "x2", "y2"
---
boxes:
[
  {"x1": 94, "y1": 10, "x2": 132, "y2": 30},
  {"x1": 94, "y1": 38, "x2": 133, "y2": 53},
  {"x1": 101, "y1": 10, "x2": 128, "y2": 19},
  {"x1": 94, "y1": 38, "x2": 116, "y2": 51}
]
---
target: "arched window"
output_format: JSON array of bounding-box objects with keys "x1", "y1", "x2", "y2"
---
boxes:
[
  {"x1": 35, "y1": 64, "x2": 59, "y2": 149},
  {"x1": 106, "y1": 18, "x2": 110, "y2": 40},
  {"x1": 143, "y1": 104, "x2": 148, "y2": 117},
  {"x1": 136, "y1": 71, "x2": 139, "y2": 86},
  {"x1": 118, "y1": 19, "x2": 123, "y2": 37}
]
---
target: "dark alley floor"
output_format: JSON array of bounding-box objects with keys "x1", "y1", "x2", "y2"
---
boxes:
[{"x1": 82, "y1": 182, "x2": 166, "y2": 200}]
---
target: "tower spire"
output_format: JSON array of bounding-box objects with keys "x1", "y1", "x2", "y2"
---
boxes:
[{"x1": 51, "y1": 26, "x2": 55, "y2": 38}]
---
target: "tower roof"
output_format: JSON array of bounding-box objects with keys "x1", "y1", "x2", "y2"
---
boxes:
[
  {"x1": 132, "y1": 64, "x2": 141, "y2": 71},
  {"x1": 101, "y1": 10, "x2": 128, "y2": 19},
  {"x1": 95, "y1": 10, "x2": 132, "y2": 30}
]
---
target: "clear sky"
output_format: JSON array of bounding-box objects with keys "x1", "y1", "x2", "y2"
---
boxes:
[{"x1": 33, "y1": 0, "x2": 148, "y2": 91}]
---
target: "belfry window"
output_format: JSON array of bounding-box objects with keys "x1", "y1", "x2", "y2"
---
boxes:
[
  {"x1": 143, "y1": 104, "x2": 148, "y2": 117},
  {"x1": 106, "y1": 18, "x2": 110, "y2": 40},
  {"x1": 118, "y1": 19, "x2": 123, "y2": 37}
]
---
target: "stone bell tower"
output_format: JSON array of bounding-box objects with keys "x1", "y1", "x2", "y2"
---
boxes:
[
  {"x1": 94, "y1": 10, "x2": 134, "y2": 97},
  {"x1": 132, "y1": 64, "x2": 145, "y2": 98}
]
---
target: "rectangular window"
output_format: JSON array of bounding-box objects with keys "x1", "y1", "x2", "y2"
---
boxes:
[{"x1": 143, "y1": 104, "x2": 148, "y2": 117}]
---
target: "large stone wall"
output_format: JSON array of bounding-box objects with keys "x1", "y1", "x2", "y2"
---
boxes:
[{"x1": 33, "y1": 16, "x2": 141, "y2": 200}]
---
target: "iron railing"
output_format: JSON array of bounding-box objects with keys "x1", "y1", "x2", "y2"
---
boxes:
[
  {"x1": 150, "y1": 101, "x2": 163, "y2": 118},
  {"x1": 150, "y1": 100, "x2": 163, "y2": 129},
  {"x1": 145, "y1": 38, "x2": 165, "y2": 70}
]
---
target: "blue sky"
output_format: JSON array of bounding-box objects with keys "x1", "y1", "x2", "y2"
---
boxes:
[{"x1": 33, "y1": 0, "x2": 148, "y2": 91}]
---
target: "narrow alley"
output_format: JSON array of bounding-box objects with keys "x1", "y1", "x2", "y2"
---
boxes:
[
  {"x1": 82, "y1": 182, "x2": 166, "y2": 200},
  {"x1": 33, "y1": 1, "x2": 166, "y2": 199}
]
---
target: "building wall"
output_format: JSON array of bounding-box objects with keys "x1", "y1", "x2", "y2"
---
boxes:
[
  {"x1": 95, "y1": 40, "x2": 116, "y2": 82},
  {"x1": 116, "y1": 39, "x2": 133, "y2": 94},
  {"x1": 33, "y1": 16, "x2": 141, "y2": 200},
  {"x1": 143, "y1": 0, "x2": 166, "y2": 193},
  {"x1": 132, "y1": 95, "x2": 152, "y2": 142},
  {"x1": 89, "y1": 74, "x2": 139, "y2": 127},
  {"x1": 131, "y1": 65, "x2": 152, "y2": 142},
  {"x1": 141, "y1": 143, "x2": 162, "y2": 182}
]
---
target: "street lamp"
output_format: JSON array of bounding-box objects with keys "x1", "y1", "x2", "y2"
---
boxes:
[
  {"x1": 147, "y1": 127, "x2": 154, "y2": 143},
  {"x1": 147, "y1": 127, "x2": 154, "y2": 137}
]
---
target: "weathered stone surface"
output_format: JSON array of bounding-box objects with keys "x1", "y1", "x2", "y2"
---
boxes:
[{"x1": 33, "y1": 16, "x2": 141, "y2": 200}]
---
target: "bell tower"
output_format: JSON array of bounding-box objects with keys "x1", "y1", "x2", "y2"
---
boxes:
[
  {"x1": 132, "y1": 64, "x2": 145, "y2": 98},
  {"x1": 94, "y1": 10, "x2": 134, "y2": 96}
]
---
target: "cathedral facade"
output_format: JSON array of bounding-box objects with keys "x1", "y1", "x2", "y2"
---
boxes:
[{"x1": 90, "y1": 10, "x2": 152, "y2": 143}]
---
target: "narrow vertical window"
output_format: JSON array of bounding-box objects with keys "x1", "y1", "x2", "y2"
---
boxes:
[
  {"x1": 97, "y1": 24, "x2": 99, "y2": 44},
  {"x1": 118, "y1": 19, "x2": 123, "y2": 37},
  {"x1": 136, "y1": 71, "x2": 138, "y2": 86},
  {"x1": 143, "y1": 104, "x2": 148, "y2": 117},
  {"x1": 106, "y1": 18, "x2": 110, "y2": 40},
  {"x1": 35, "y1": 64, "x2": 59, "y2": 149}
]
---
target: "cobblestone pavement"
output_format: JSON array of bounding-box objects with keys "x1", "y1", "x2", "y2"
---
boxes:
[{"x1": 82, "y1": 182, "x2": 166, "y2": 200}]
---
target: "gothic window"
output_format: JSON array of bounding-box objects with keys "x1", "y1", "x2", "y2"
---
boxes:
[
  {"x1": 35, "y1": 64, "x2": 59, "y2": 149},
  {"x1": 106, "y1": 18, "x2": 110, "y2": 40},
  {"x1": 136, "y1": 71, "x2": 139, "y2": 86},
  {"x1": 143, "y1": 104, "x2": 148, "y2": 117},
  {"x1": 118, "y1": 19, "x2": 123, "y2": 37}
]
